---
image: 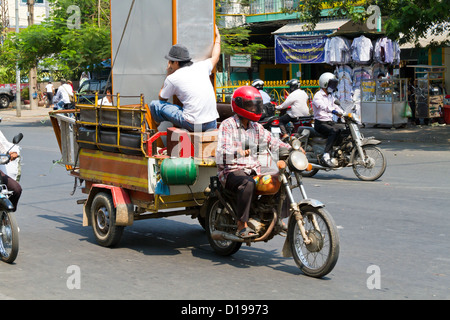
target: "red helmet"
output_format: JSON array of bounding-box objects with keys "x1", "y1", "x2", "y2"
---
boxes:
[{"x1": 231, "y1": 86, "x2": 263, "y2": 121}]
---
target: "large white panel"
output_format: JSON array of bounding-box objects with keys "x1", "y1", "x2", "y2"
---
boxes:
[
  {"x1": 176, "y1": 0, "x2": 215, "y2": 62},
  {"x1": 111, "y1": 0, "x2": 172, "y2": 104},
  {"x1": 110, "y1": 0, "x2": 215, "y2": 105}
]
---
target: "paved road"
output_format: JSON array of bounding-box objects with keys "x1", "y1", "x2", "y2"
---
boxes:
[{"x1": 0, "y1": 117, "x2": 449, "y2": 302}]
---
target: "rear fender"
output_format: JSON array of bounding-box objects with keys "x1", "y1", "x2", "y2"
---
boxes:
[{"x1": 83, "y1": 184, "x2": 134, "y2": 227}]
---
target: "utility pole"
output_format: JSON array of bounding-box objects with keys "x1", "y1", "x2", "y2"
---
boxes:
[
  {"x1": 15, "y1": 0, "x2": 20, "y2": 117},
  {"x1": 27, "y1": 0, "x2": 38, "y2": 110}
]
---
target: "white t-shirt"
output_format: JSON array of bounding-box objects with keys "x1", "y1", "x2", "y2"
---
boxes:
[
  {"x1": 259, "y1": 90, "x2": 271, "y2": 104},
  {"x1": 45, "y1": 83, "x2": 53, "y2": 93},
  {"x1": 55, "y1": 83, "x2": 73, "y2": 104},
  {"x1": 160, "y1": 59, "x2": 219, "y2": 124},
  {"x1": 278, "y1": 89, "x2": 310, "y2": 117},
  {"x1": 99, "y1": 97, "x2": 112, "y2": 106}
]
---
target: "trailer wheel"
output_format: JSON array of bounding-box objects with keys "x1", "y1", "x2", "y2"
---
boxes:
[{"x1": 91, "y1": 192, "x2": 124, "y2": 247}]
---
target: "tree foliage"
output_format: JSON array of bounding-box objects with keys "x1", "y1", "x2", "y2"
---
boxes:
[
  {"x1": 0, "y1": 0, "x2": 110, "y2": 82},
  {"x1": 293, "y1": 0, "x2": 450, "y2": 47},
  {"x1": 220, "y1": 27, "x2": 266, "y2": 58},
  {"x1": 216, "y1": 0, "x2": 266, "y2": 59}
]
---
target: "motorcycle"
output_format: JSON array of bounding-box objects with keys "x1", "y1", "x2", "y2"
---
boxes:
[
  {"x1": 285, "y1": 114, "x2": 314, "y2": 137},
  {"x1": 298, "y1": 112, "x2": 387, "y2": 181},
  {"x1": 203, "y1": 138, "x2": 340, "y2": 278},
  {"x1": 0, "y1": 133, "x2": 23, "y2": 264},
  {"x1": 258, "y1": 102, "x2": 281, "y2": 137}
]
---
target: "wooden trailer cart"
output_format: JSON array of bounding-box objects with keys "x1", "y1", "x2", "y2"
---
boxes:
[
  {"x1": 50, "y1": 97, "x2": 218, "y2": 246},
  {"x1": 50, "y1": 0, "x2": 220, "y2": 246}
]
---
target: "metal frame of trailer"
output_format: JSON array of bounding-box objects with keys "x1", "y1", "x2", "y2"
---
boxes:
[{"x1": 50, "y1": 95, "x2": 218, "y2": 229}]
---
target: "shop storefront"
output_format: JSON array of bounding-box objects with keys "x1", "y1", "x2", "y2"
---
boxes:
[
  {"x1": 273, "y1": 19, "x2": 410, "y2": 126},
  {"x1": 272, "y1": 19, "x2": 348, "y2": 81}
]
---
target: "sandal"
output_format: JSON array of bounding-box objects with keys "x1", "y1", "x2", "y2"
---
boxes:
[{"x1": 236, "y1": 227, "x2": 258, "y2": 239}]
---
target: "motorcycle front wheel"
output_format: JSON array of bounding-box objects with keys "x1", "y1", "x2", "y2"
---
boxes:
[
  {"x1": 352, "y1": 145, "x2": 386, "y2": 181},
  {"x1": 205, "y1": 198, "x2": 242, "y2": 256},
  {"x1": 288, "y1": 206, "x2": 339, "y2": 278},
  {"x1": 0, "y1": 211, "x2": 19, "y2": 263}
]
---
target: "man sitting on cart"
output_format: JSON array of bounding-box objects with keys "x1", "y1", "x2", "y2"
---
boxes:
[
  {"x1": 149, "y1": 25, "x2": 221, "y2": 132},
  {"x1": 216, "y1": 86, "x2": 291, "y2": 239}
]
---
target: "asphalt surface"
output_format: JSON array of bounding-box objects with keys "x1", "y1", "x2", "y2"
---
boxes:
[
  {"x1": 0, "y1": 105, "x2": 449, "y2": 301},
  {"x1": 1, "y1": 105, "x2": 449, "y2": 144}
]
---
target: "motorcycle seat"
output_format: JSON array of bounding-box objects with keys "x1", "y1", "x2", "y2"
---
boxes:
[
  {"x1": 259, "y1": 115, "x2": 278, "y2": 124},
  {"x1": 296, "y1": 116, "x2": 314, "y2": 122}
]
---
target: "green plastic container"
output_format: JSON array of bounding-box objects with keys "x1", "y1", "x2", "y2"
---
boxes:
[{"x1": 160, "y1": 158, "x2": 198, "y2": 185}]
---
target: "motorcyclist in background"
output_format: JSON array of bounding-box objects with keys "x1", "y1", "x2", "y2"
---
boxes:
[
  {"x1": 311, "y1": 72, "x2": 344, "y2": 168},
  {"x1": 251, "y1": 79, "x2": 271, "y2": 105}
]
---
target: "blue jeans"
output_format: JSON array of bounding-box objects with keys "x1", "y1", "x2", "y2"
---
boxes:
[
  {"x1": 54, "y1": 100, "x2": 66, "y2": 110},
  {"x1": 150, "y1": 100, "x2": 217, "y2": 132}
]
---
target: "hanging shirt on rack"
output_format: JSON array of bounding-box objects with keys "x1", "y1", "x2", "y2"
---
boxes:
[
  {"x1": 351, "y1": 35, "x2": 373, "y2": 64},
  {"x1": 325, "y1": 36, "x2": 352, "y2": 65},
  {"x1": 353, "y1": 66, "x2": 373, "y2": 90},
  {"x1": 392, "y1": 40, "x2": 401, "y2": 65},
  {"x1": 374, "y1": 37, "x2": 394, "y2": 64},
  {"x1": 335, "y1": 65, "x2": 353, "y2": 103}
]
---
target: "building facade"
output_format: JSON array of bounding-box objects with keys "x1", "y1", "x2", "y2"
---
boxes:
[
  {"x1": 5, "y1": 0, "x2": 48, "y2": 29},
  {"x1": 219, "y1": 0, "x2": 448, "y2": 92}
]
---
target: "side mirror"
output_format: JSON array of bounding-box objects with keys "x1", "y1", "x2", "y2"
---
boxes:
[{"x1": 12, "y1": 133, "x2": 23, "y2": 144}]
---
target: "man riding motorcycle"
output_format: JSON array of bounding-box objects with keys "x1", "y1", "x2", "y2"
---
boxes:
[
  {"x1": 276, "y1": 79, "x2": 310, "y2": 140},
  {"x1": 251, "y1": 79, "x2": 271, "y2": 105},
  {"x1": 0, "y1": 130, "x2": 22, "y2": 211},
  {"x1": 311, "y1": 72, "x2": 344, "y2": 167},
  {"x1": 216, "y1": 86, "x2": 291, "y2": 239}
]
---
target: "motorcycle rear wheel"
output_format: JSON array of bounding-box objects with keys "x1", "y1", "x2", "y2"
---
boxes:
[
  {"x1": 1, "y1": 211, "x2": 19, "y2": 264},
  {"x1": 205, "y1": 198, "x2": 241, "y2": 256},
  {"x1": 288, "y1": 206, "x2": 339, "y2": 278},
  {"x1": 352, "y1": 145, "x2": 386, "y2": 181}
]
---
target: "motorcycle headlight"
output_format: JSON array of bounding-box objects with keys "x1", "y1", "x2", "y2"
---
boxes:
[
  {"x1": 291, "y1": 138, "x2": 302, "y2": 150},
  {"x1": 347, "y1": 113, "x2": 361, "y2": 124},
  {"x1": 288, "y1": 150, "x2": 309, "y2": 171},
  {"x1": 0, "y1": 154, "x2": 10, "y2": 164}
]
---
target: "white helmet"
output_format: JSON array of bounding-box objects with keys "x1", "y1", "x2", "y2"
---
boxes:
[
  {"x1": 251, "y1": 79, "x2": 264, "y2": 90},
  {"x1": 318, "y1": 72, "x2": 338, "y2": 93}
]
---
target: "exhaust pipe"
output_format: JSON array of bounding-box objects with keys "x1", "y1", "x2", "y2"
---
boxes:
[
  {"x1": 311, "y1": 163, "x2": 327, "y2": 170},
  {"x1": 211, "y1": 231, "x2": 244, "y2": 243}
]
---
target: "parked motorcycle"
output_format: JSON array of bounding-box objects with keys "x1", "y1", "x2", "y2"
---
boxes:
[
  {"x1": 0, "y1": 133, "x2": 23, "y2": 264},
  {"x1": 203, "y1": 138, "x2": 340, "y2": 278},
  {"x1": 298, "y1": 112, "x2": 387, "y2": 181}
]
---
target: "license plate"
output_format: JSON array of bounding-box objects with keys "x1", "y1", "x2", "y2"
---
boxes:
[{"x1": 271, "y1": 127, "x2": 281, "y2": 134}]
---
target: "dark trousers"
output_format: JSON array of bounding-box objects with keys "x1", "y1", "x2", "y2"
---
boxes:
[
  {"x1": 0, "y1": 171, "x2": 22, "y2": 211},
  {"x1": 225, "y1": 171, "x2": 256, "y2": 223},
  {"x1": 314, "y1": 120, "x2": 343, "y2": 154},
  {"x1": 46, "y1": 92, "x2": 53, "y2": 105},
  {"x1": 279, "y1": 113, "x2": 297, "y2": 135}
]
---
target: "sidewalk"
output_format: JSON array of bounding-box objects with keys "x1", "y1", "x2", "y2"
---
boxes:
[
  {"x1": 1, "y1": 106, "x2": 449, "y2": 144},
  {"x1": 0, "y1": 106, "x2": 51, "y2": 123},
  {"x1": 361, "y1": 123, "x2": 450, "y2": 144}
]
